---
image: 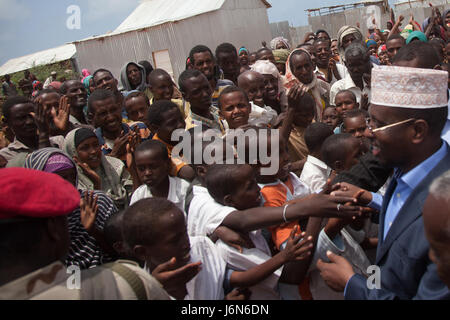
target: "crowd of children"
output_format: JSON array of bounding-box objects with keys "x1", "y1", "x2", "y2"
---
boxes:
[{"x1": 1, "y1": 6, "x2": 450, "y2": 300}]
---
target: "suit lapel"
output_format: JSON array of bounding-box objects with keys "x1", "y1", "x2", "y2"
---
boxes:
[{"x1": 375, "y1": 150, "x2": 450, "y2": 264}]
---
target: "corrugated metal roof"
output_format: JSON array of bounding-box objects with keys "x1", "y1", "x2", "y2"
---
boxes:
[
  {"x1": 114, "y1": 0, "x2": 226, "y2": 33},
  {"x1": 0, "y1": 44, "x2": 76, "y2": 76},
  {"x1": 74, "y1": 0, "x2": 271, "y2": 42}
]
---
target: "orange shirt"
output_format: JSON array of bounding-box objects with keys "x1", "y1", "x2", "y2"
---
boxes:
[{"x1": 153, "y1": 133, "x2": 188, "y2": 177}]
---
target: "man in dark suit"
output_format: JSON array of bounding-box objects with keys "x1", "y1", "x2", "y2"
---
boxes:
[{"x1": 316, "y1": 65, "x2": 450, "y2": 300}]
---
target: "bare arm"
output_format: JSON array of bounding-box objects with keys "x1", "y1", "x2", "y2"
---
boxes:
[
  {"x1": 221, "y1": 193, "x2": 363, "y2": 233},
  {"x1": 230, "y1": 228, "x2": 312, "y2": 288}
]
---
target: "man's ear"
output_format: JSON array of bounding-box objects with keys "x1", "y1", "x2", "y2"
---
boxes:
[{"x1": 411, "y1": 119, "x2": 428, "y2": 144}]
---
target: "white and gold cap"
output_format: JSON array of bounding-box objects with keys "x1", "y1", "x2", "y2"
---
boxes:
[{"x1": 371, "y1": 66, "x2": 448, "y2": 109}]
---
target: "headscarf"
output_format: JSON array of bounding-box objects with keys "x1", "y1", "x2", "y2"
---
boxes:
[
  {"x1": 273, "y1": 49, "x2": 290, "y2": 65},
  {"x1": 366, "y1": 39, "x2": 377, "y2": 48},
  {"x1": 24, "y1": 147, "x2": 75, "y2": 173},
  {"x1": 284, "y1": 48, "x2": 329, "y2": 122},
  {"x1": 238, "y1": 47, "x2": 249, "y2": 56},
  {"x1": 337, "y1": 26, "x2": 363, "y2": 61},
  {"x1": 406, "y1": 31, "x2": 428, "y2": 44},
  {"x1": 82, "y1": 75, "x2": 93, "y2": 95},
  {"x1": 270, "y1": 36, "x2": 290, "y2": 50},
  {"x1": 119, "y1": 62, "x2": 147, "y2": 93},
  {"x1": 63, "y1": 128, "x2": 129, "y2": 209},
  {"x1": 32, "y1": 80, "x2": 40, "y2": 90},
  {"x1": 81, "y1": 69, "x2": 91, "y2": 82},
  {"x1": 251, "y1": 59, "x2": 284, "y2": 93}
]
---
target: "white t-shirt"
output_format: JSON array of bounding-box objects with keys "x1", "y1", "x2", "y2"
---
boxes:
[
  {"x1": 130, "y1": 176, "x2": 190, "y2": 214},
  {"x1": 300, "y1": 156, "x2": 331, "y2": 194},
  {"x1": 185, "y1": 236, "x2": 227, "y2": 300},
  {"x1": 187, "y1": 185, "x2": 236, "y2": 237},
  {"x1": 216, "y1": 230, "x2": 282, "y2": 300}
]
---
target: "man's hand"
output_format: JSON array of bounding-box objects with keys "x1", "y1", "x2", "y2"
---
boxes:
[
  {"x1": 51, "y1": 95, "x2": 70, "y2": 132},
  {"x1": 316, "y1": 251, "x2": 355, "y2": 292},
  {"x1": 110, "y1": 131, "x2": 130, "y2": 158},
  {"x1": 32, "y1": 96, "x2": 51, "y2": 136},
  {"x1": 287, "y1": 82, "x2": 307, "y2": 109},
  {"x1": 330, "y1": 182, "x2": 372, "y2": 206},
  {"x1": 152, "y1": 257, "x2": 202, "y2": 300}
]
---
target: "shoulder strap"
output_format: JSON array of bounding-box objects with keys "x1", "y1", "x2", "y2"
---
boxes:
[{"x1": 103, "y1": 262, "x2": 147, "y2": 300}]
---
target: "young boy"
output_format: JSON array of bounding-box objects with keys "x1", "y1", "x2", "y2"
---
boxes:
[
  {"x1": 130, "y1": 140, "x2": 190, "y2": 214},
  {"x1": 299, "y1": 123, "x2": 334, "y2": 193},
  {"x1": 148, "y1": 69, "x2": 185, "y2": 118},
  {"x1": 123, "y1": 91, "x2": 152, "y2": 140},
  {"x1": 123, "y1": 197, "x2": 309, "y2": 300},
  {"x1": 218, "y1": 86, "x2": 251, "y2": 130},
  {"x1": 237, "y1": 72, "x2": 278, "y2": 127},
  {"x1": 280, "y1": 90, "x2": 316, "y2": 176},
  {"x1": 333, "y1": 90, "x2": 360, "y2": 133},
  {"x1": 321, "y1": 133, "x2": 363, "y2": 174},
  {"x1": 147, "y1": 100, "x2": 195, "y2": 181},
  {"x1": 205, "y1": 164, "x2": 313, "y2": 300},
  {"x1": 342, "y1": 109, "x2": 370, "y2": 153},
  {"x1": 322, "y1": 106, "x2": 341, "y2": 131}
]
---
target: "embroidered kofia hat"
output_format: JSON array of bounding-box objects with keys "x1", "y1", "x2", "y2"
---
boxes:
[{"x1": 371, "y1": 66, "x2": 448, "y2": 109}]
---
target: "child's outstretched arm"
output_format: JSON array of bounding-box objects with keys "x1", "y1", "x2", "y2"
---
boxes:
[{"x1": 229, "y1": 228, "x2": 313, "y2": 288}]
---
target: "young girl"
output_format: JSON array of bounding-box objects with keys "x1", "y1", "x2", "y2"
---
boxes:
[{"x1": 64, "y1": 127, "x2": 133, "y2": 210}]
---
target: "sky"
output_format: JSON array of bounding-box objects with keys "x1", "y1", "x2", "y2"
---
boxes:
[{"x1": 0, "y1": 0, "x2": 397, "y2": 66}]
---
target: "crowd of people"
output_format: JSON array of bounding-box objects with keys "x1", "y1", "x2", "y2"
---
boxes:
[{"x1": 0, "y1": 6, "x2": 450, "y2": 300}]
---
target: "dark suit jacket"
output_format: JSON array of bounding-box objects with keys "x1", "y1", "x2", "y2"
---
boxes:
[{"x1": 345, "y1": 146, "x2": 450, "y2": 300}]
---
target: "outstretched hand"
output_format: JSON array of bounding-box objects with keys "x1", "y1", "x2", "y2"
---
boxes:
[
  {"x1": 51, "y1": 95, "x2": 70, "y2": 132},
  {"x1": 282, "y1": 227, "x2": 314, "y2": 262},
  {"x1": 80, "y1": 191, "x2": 99, "y2": 233},
  {"x1": 152, "y1": 257, "x2": 202, "y2": 300}
]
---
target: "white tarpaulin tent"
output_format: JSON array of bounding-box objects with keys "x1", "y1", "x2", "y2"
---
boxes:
[{"x1": 0, "y1": 44, "x2": 76, "y2": 76}]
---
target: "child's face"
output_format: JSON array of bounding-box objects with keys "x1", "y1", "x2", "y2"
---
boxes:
[
  {"x1": 125, "y1": 96, "x2": 149, "y2": 123},
  {"x1": 263, "y1": 74, "x2": 279, "y2": 102},
  {"x1": 219, "y1": 91, "x2": 250, "y2": 129},
  {"x1": 151, "y1": 75, "x2": 174, "y2": 101},
  {"x1": 226, "y1": 165, "x2": 261, "y2": 210},
  {"x1": 146, "y1": 207, "x2": 191, "y2": 269},
  {"x1": 322, "y1": 107, "x2": 340, "y2": 129},
  {"x1": 91, "y1": 97, "x2": 122, "y2": 134},
  {"x1": 242, "y1": 76, "x2": 265, "y2": 107},
  {"x1": 344, "y1": 115, "x2": 367, "y2": 139},
  {"x1": 135, "y1": 148, "x2": 170, "y2": 188},
  {"x1": 293, "y1": 105, "x2": 314, "y2": 128},
  {"x1": 76, "y1": 136, "x2": 102, "y2": 170},
  {"x1": 341, "y1": 137, "x2": 363, "y2": 171},
  {"x1": 156, "y1": 107, "x2": 186, "y2": 145},
  {"x1": 335, "y1": 92, "x2": 358, "y2": 117}
]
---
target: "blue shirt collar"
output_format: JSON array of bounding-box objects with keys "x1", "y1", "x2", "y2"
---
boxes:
[{"x1": 396, "y1": 141, "x2": 448, "y2": 190}]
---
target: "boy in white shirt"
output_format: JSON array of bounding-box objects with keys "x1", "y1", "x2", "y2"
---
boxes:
[
  {"x1": 130, "y1": 140, "x2": 190, "y2": 214},
  {"x1": 300, "y1": 123, "x2": 334, "y2": 193}
]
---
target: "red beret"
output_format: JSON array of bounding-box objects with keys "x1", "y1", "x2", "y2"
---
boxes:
[{"x1": 0, "y1": 168, "x2": 80, "y2": 219}]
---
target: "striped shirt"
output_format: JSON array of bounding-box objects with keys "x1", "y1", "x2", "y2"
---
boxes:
[{"x1": 65, "y1": 190, "x2": 118, "y2": 269}]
